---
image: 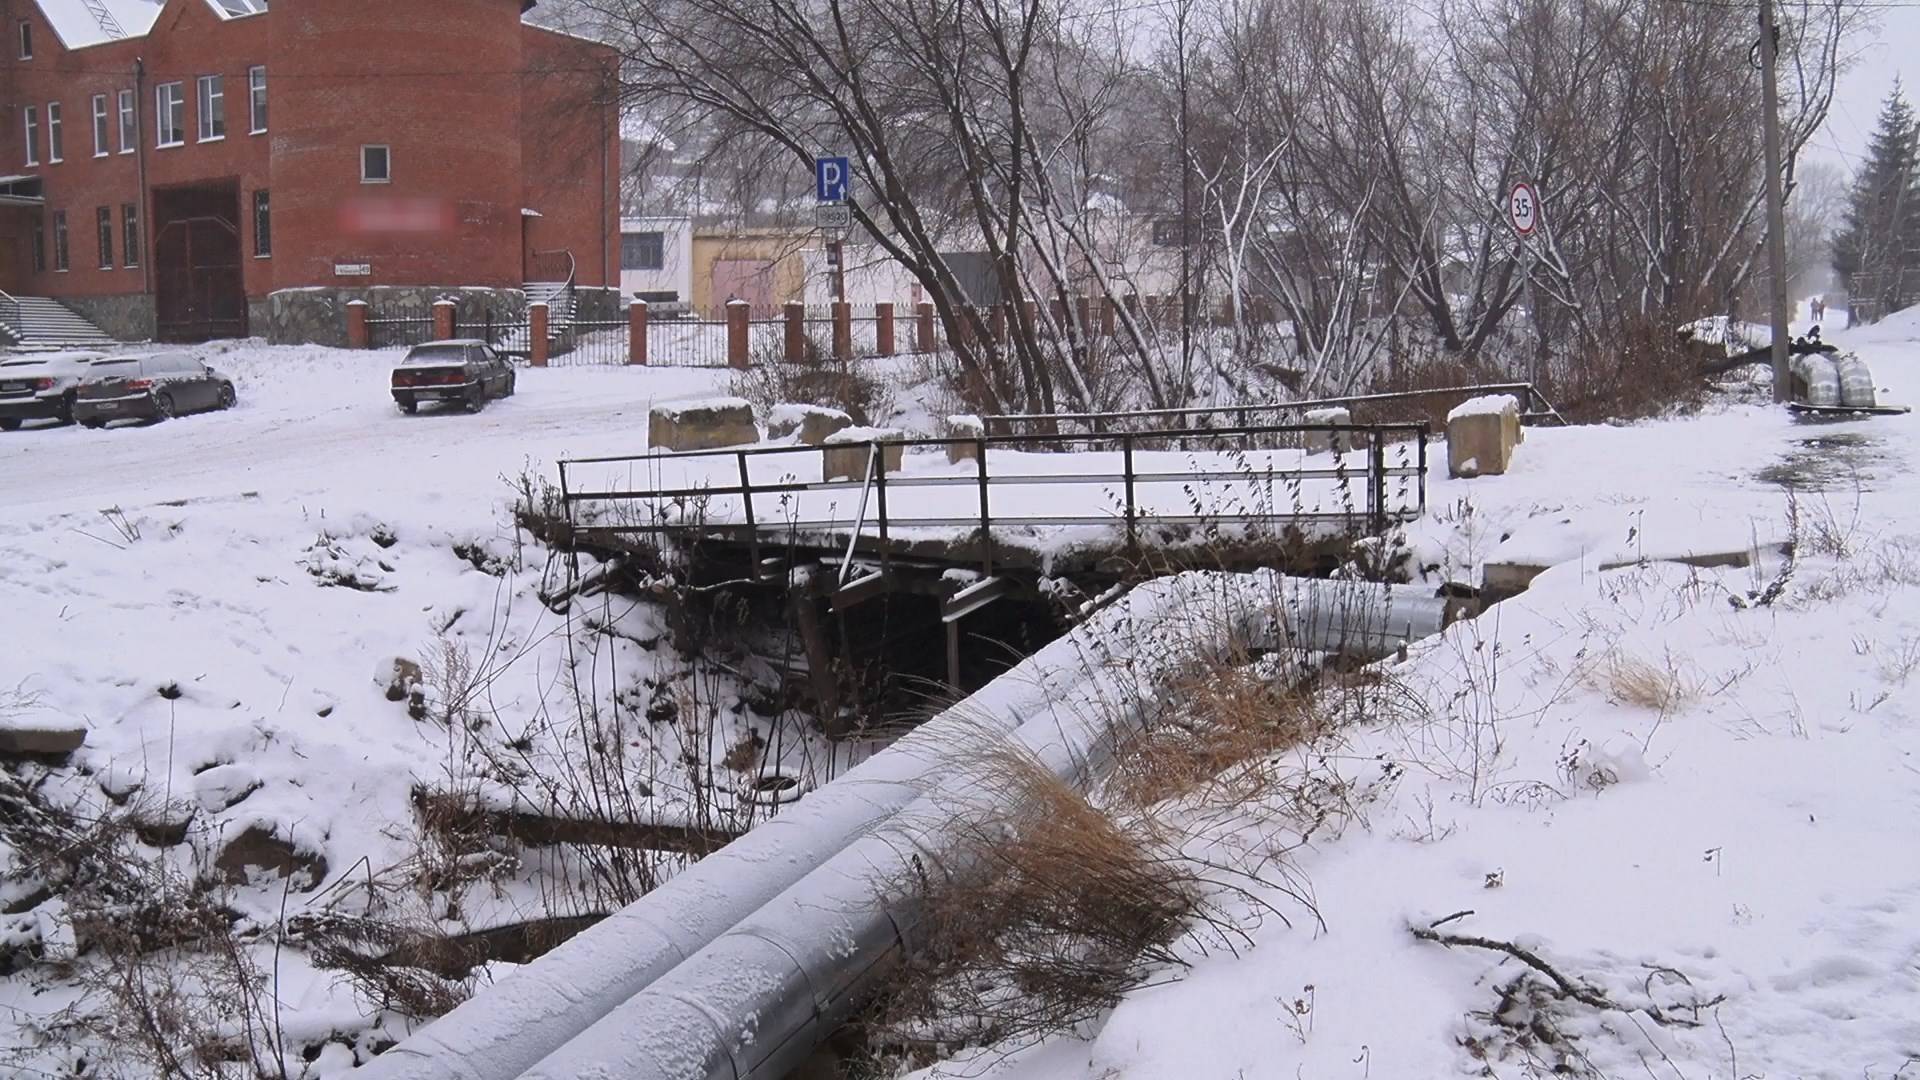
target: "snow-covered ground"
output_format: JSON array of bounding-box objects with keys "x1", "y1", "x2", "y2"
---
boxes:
[
  {"x1": 910, "y1": 315, "x2": 1920, "y2": 1078},
  {"x1": 5, "y1": 310, "x2": 1920, "y2": 1075}
]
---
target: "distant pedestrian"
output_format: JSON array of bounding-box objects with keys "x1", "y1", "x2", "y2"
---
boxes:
[{"x1": 1811, "y1": 296, "x2": 1826, "y2": 322}]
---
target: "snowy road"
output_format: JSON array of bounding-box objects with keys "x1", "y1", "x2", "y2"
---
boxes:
[{"x1": 0, "y1": 342, "x2": 730, "y2": 513}]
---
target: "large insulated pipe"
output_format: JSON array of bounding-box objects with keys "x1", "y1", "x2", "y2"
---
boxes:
[
  {"x1": 517, "y1": 573, "x2": 1439, "y2": 1080},
  {"x1": 359, "y1": 572, "x2": 1279, "y2": 1080}
]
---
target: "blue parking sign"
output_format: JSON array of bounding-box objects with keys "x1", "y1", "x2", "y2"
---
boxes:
[{"x1": 816, "y1": 156, "x2": 851, "y2": 203}]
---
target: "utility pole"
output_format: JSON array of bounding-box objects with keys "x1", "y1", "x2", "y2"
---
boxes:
[{"x1": 1759, "y1": 0, "x2": 1792, "y2": 403}]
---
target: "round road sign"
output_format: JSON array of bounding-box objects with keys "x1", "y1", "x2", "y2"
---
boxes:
[{"x1": 1509, "y1": 182, "x2": 1539, "y2": 236}]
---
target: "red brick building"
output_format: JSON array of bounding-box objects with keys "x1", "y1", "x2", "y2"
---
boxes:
[{"x1": 0, "y1": 0, "x2": 619, "y2": 343}]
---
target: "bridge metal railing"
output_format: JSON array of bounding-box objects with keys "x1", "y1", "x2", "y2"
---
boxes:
[
  {"x1": 558, "y1": 422, "x2": 1429, "y2": 579},
  {"x1": 980, "y1": 382, "x2": 1568, "y2": 436}
]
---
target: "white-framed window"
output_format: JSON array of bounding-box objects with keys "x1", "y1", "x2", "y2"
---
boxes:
[
  {"x1": 122, "y1": 202, "x2": 140, "y2": 268},
  {"x1": 248, "y1": 66, "x2": 266, "y2": 134},
  {"x1": 118, "y1": 90, "x2": 135, "y2": 153},
  {"x1": 23, "y1": 106, "x2": 38, "y2": 167},
  {"x1": 360, "y1": 144, "x2": 390, "y2": 184},
  {"x1": 92, "y1": 95, "x2": 108, "y2": 157},
  {"x1": 52, "y1": 209, "x2": 68, "y2": 272},
  {"x1": 156, "y1": 83, "x2": 184, "y2": 147},
  {"x1": 46, "y1": 102, "x2": 61, "y2": 163},
  {"x1": 197, "y1": 75, "x2": 225, "y2": 141},
  {"x1": 253, "y1": 189, "x2": 270, "y2": 257},
  {"x1": 17, "y1": 20, "x2": 30, "y2": 60}
]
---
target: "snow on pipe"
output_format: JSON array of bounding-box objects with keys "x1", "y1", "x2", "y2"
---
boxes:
[
  {"x1": 357, "y1": 574, "x2": 1268, "y2": 1080},
  {"x1": 518, "y1": 573, "x2": 1437, "y2": 1080}
]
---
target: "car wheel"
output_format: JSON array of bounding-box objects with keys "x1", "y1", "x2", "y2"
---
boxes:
[
  {"x1": 57, "y1": 393, "x2": 76, "y2": 425},
  {"x1": 154, "y1": 393, "x2": 176, "y2": 421},
  {"x1": 399, "y1": 400, "x2": 418, "y2": 415},
  {"x1": 466, "y1": 387, "x2": 487, "y2": 413},
  {"x1": 505, "y1": 373, "x2": 517, "y2": 397},
  {"x1": 81, "y1": 418, "x2": 104, "y2": 430},
  {"x1": 217, "y1": 384, "x2": 236, "y2": 410},
  {"x1": 0, "y1": 418, "x2": 20, "y2": 432}
]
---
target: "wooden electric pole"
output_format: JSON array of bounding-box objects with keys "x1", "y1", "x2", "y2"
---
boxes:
[{"x1": 1759, "y1": 0, "x2": 1793, "y2": 403}]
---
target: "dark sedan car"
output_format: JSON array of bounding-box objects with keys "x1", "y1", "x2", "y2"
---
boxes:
[
  {"x1": 72, "y1": 352, "x2": 237, "y2": 427},
  {"x1": 0, "y1": 351, "x2": 109, "y2": 429},
  {"x1": 391, "y1": 341, "x2": 516, "y2": 414}
]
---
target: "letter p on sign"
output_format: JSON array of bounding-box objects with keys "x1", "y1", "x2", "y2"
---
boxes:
[{"x1": 816, "y1": 156, "x2": 851, "y2": 203}]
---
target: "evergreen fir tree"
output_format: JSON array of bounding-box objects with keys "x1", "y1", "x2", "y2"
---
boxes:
[{"x1": 1833, "y1": 84, "x2": 1920, "y2": 320}]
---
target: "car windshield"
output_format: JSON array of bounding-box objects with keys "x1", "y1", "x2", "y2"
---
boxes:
[{"x1": 400, "y1": 346, "x2": 467, "y2": 367}]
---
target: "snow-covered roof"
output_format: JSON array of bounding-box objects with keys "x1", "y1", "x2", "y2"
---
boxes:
[
  {"x1": 33, "y1": 0, "x2": 539, "y2": 50},
  {"x1": 31, "y1": 0, "x2": 164, "y2": 49}
]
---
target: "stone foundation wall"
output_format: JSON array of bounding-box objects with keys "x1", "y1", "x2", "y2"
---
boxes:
[
  {"x1": 266, "y1": 286, "x2": 528, "y2": 347},
  {"x1": 572, "y1": 286, "x2": 622, "y2": 324},
  {"x1": 62, "y1": 294, "x2": 155, "y2": 343}
]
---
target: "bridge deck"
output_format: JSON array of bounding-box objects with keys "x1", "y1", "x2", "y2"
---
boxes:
[{"x1": 560, "y1": 423, "x2": 1430, "y2": 579}]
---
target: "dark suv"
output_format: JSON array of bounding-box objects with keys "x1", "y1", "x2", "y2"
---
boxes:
[
  {"x1": 391, "y1": 341, "x2": 516, "y2": 414},
  {"x1": 72, "y1": 352, "x2": 237, "y2": 427}
]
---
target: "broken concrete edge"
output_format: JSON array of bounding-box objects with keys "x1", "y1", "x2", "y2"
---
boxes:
[{"x1": 0, "y1": 722, "x2": 87, "y2": 757}]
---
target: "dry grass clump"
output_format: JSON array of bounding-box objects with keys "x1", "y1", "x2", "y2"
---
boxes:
[
  {"x1": 1109, "y1": 655, "x2": 1325, "y2": 809},
  {"x1": 876, "y1": 747, "x2": 1247, "y2": 1050},
  {"x1": 1596, "y1": 650, "x2": 1698, "y2": 715}
]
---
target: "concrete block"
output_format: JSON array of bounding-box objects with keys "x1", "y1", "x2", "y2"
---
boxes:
[
  {"x1": 944, "y1": 414, "x2": 986, "y2": 464},
  {"x1": 1302, "y1": 407, "x2": 1353, "y2": 453},
  {"x1": 0, "y1": 720, "x2": 86, "y2": 757},
  {"x1": 767, "y1": 404, "x2": 854, "y2": 446},
  {"x1": 648, "y1": 396, "x2": 759, "y2": 452},
  {"x1": 823, "y1": 426, "x2": 906, "y2": 481},
  {"x1": 1446, "y1": 394, "x2": 1521, "y2": 478}
]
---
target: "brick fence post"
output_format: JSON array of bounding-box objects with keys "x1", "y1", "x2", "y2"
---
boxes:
[
  {"x1": 432, "y1": 298, "x2": 456, "y2": 341},
  {"x1": 1099, "y1": 296, "x2": 1116, "y2": 337},
  {"x1": 1020, "y1": 299, "x2": 1037, "y2": 333},
  {"x1": 875, "y1": 301, "x2": 895, "y2": 357},
  {"x1": 529, "y1": 302, "x2": 549, "y2": 368},
  {"x1": 346, "y1": 300, "x2": 369, "y2": 349},
  {"x1": 989, "y1": 303, "x2": 1007, "y2": 344},
  {"x1": 784, "y1": 300, "x2": 806, "y2": 362},
  {"x1": 1074, "y1": 296, "x2": 1092, "y2": 335},
  {"x1": 628, "y1": 299, "x2": 648, "y2": 366},
  {"x1": 917, "y1": 301, "x2": 936, "y2": 352},
  {"x1": 832, "y1": 300, "x2": 853, "y2": 361},
  {"x1": 727, "y1": 299, "x2": 750, "y2": 369}
]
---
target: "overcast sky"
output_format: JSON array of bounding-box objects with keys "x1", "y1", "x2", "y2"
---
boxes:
[{"x1": 1816, "y1": 6, "x2": 1920, "y2": 175}]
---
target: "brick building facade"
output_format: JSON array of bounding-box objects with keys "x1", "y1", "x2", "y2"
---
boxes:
[{"x1": 0, "y1": 0, "x2": 618, "y2": 343}]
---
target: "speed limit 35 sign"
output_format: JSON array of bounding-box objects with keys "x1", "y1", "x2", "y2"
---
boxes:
[{"x1": 1509, "y1": 182, "x2": 1539, "y2": 236}]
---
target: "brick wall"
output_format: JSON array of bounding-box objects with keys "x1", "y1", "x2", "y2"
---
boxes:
[{"x1": 0, "y1": 0, "x2": 618, "y2": 334}]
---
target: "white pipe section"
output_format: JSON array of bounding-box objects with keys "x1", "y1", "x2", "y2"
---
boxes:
[{"x1": 518, "y1": 573, "x2": 1434, "y2": 1080}]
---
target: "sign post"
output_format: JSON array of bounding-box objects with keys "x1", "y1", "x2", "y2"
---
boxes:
[
  {"x1": 1509, "y1": 181, "x2": 1545, "y2": 391},
  {"x1": 815, "y1": 155, "x2": 852, "y2": 301}
]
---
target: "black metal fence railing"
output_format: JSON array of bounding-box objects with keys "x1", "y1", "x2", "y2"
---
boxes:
[
  {"x1": 981, "y1": 383, "x2": 1568, "y2": 439},
  {"x1": 366, "y1": 300, "x2": 435, "y2": 349},
  {"x1": 558, "y1": 421, "x2": 1430, "y2": 580}
]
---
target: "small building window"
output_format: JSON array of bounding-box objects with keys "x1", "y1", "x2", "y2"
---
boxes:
[
  {"x1": 253, "y1": 189, "x2": 271, "y2": 257},
  {"x1": 621, "y1": 232, "x2": 665, "y2": 271},
  {"x1": 46, "y1": 102, "x2": 61, "y2": 163},
  {"x1": 197, "y1": 75, "x2": 225, "y2": 141},
  {"x1": 118, "y1": 90, "x2": 135, "y2": 153},
  {"x1": 96, "y1": 206, "x2": 112, "y2": 269},
  {"x1": 18, "y1": 20, "x2": 30, "y2": 60},
  {"x1": 92, "y1": 95, "x2": 109, "y2": 157},
  {"x1": 249, "y1": 66, "x2": 267, "y2": 134},
  {"x1": 156, "y1": 83, "x2": 185, "y2": 147},
  {"x1": 23, "y1": 106, "x2": 38, "y2": 167},
  {"x1": 30, "y1": 217, "x2": 45, "y2": 273},
  {"x1": 361, "y1": 144, "x2": 390, "y2": 183},
  {"x1": 52, "y1": 210, "x2": 68, "y2": 272},
  {"x1": 122, "y1": 202, "x2": 140, "y2": 268}
]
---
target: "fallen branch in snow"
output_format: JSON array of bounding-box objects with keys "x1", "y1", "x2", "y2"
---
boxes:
[{"x1": 1410, "y1": 910, "x2": 1724, "y2": 1028}]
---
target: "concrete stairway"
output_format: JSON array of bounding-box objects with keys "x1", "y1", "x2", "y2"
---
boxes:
[
  {"x1": 0, "y1": 296, "x2": 119, "y2": 348},
  {"x1": 497, "y1": 281, "x2": 574, "y2": 356}
]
